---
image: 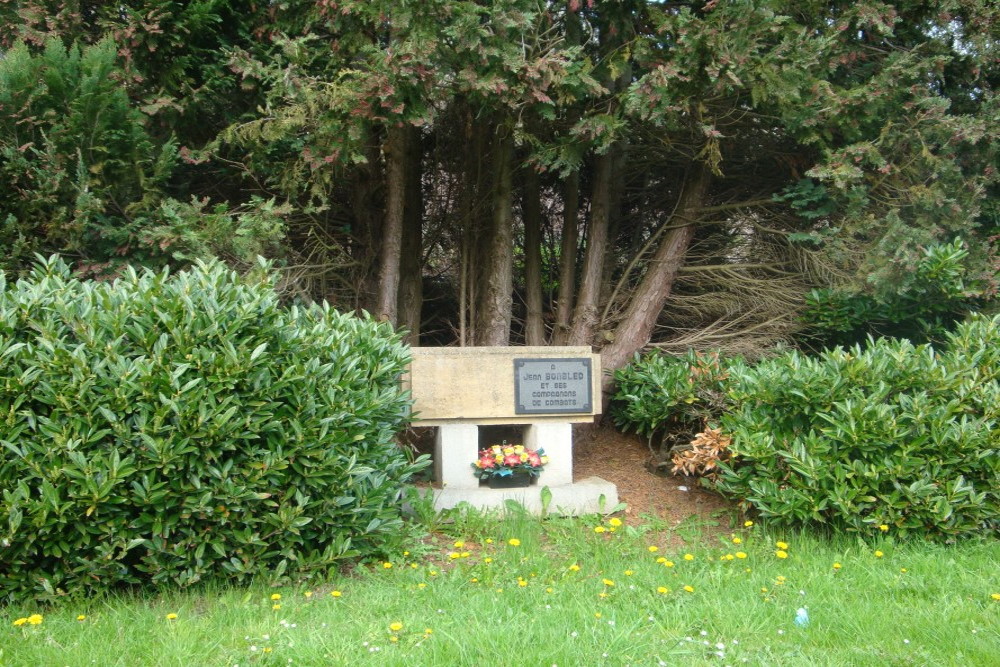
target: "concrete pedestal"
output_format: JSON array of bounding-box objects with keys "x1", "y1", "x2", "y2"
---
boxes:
[
  {"x1": 428, "y1": 421, "x2": 618, "y2": 516},
  {"x1": 425, "y1": 476, "x2": 619, "y2": 516}
]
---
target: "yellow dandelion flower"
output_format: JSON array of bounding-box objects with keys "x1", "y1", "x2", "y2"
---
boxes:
[
  {"x1": 744, "y1": 520, "x2": 754, "y2": 527},
  {"x1": 417, "y1": 583, "x2": 426, "y2": 589},
  {"x1": 608, "y1": 518, "x2": 623, "y2": 527},
  {"x1": 761, "y1": 587, "x2": 768, "y2": 593},
  {"x1": 546, "y1": 587, "x2": 554, "y2": 593},
  {"x1": 624, "y1": 570, "x2": 634, "y2": 576},
  {"x1": 166, "y1": 613, "x2": 178, "y2": 620},
  {"x1": 991, "y1": 593, "x2": 1000, "y2": 601},
  {"x1": 602, "y1": 579, "x2": 615, "y2": 586},
  {"x1": 403, "y1": 551, "x2": 410, "y2": 556},
  {"x1": 272, "y1": 604, "x2": 281, "y2": 610},
  {"x1": 410, "y1": 563, "x2": 418, "y2": 569},
  {"x1": 448, "y1": 552, "x2": 460, "y2": 560},
  {"x1": 776, "y1": 575, "x2": 786, "y2": 582},
  {"x1": 594, "y1": 526, "x2": 606, "y2": 534},
  {"x1": 874, "y1": 550, "x2": 884, "y2": 558},
  {"x1": 454, "y1": 541, "x2": 465, "y2": 548},
  {"x1": 879, "y1": 524, "x2": 889, "y2": 532},
  {"x1": 485, "y1": 538, "x2": 494, "y2": 544},
  {"x1": 775, "y1": 550, "x2": 788, "y2": 559},
  {"x1": 657, "y1": 586, "x2": 669, "y2": 594},
  {"x1": 508, "y1": 538, "x2": 521, "y2": 547},
  {"x1": 263, "y1": 647, "x2": 272, "y2": 653},
  {"x1": 833, "y1": 562, "x2": 842, "y2": 570},
  {"x1": 598, "y1": 592, "x2": 608, "y2": 598},
  {"x1": 683, "y1": 585, "x2": 695, "y2": 593},
  {"x1": 429, "y1": 570, "x2": 438, "y2": 576},
  {"x1": 518, "y1": 580, "x2": 528, "y2": 588},
  {"x1": 484, "y1": 558, "x2": 493, "y2": 564},
  {"x1": 664, "y1": 560, "x2": 675, "y2": 568},
  {"x1": 736, "y1": 552, "x2": 747, "y2": 559},
  {"x1": 303, "y1": 591, "x2": 313, "y2": 598},
  {"x1": 270, "y1": 593, "x2": 282, "y2": 601},
  {"x1": 568, "y1": 564, "x2": 580, "y2": 572},
  {"x1": 683, "y1": 554, "x2": 694, "y2": 561},
  {"x1": 383, "y1": 561, "x2": 393, "y2": 569},
  {"x1": 331, "y1": 590, "x2": 343, "y2": 597},
  {"x1": 389, "y1": 636, "x2": 399, "y2": 643},
  {"x1": 648, "y1": 545, "x2": 659, "y2": 553},
  {"x1": 732, "y1": 537, "x2": 742, "y2": 544},
  {"x1": 76, "y1": 615, "x2": 86, "y2": 621},
  {"x1": 424, "y1": 628, "x2": 433, "y2": 634},
  {"x1": 595, "y1": 612, "x2": 602, "y2": 618},
  {"x1": 389, "y1": 622, "x2": 403, "y2": 632},
  {"x1": 900, "y1": 568, "x2": 908, "y2": 573},
  {"x1": 12, "y1": 618, "x2": 27, "y2": 627},
  {"x1": 26, "y1": 614, "x2": 42, "y2": 625},
  {"x1": 776, "y1": 541, "x2": 789, "y2": 550},
  {"x1": 656, "y1": 556, "x2": 667, "y2": 563}
]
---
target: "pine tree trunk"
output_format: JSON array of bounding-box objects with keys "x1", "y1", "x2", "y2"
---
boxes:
[
  {"x1": 474, "y1": 128, "x2": 514, "y2": 346},
  {"x1": 397, "y1": 125, "x2": 423, "y2": 344},
  {"x1": 551, "y1": 170, "x2": 579, "y2": 345},
  {"x1": 522, "y1": 166, "x2": 545, "y2": 345},
  {"x1": 566, "y1": 152, "x2": 612, "y2": 345},
  {"x1": 348, "y1": 142, "x2": 382, "y2": 314},
  {"x1": 600, "y1": 162, "x2": 712, "y2": 381},
  {"x1": 375, "y1": 124, "x2": 406, "y2": 323}
]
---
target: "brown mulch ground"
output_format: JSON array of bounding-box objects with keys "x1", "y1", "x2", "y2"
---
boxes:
[{"x1": 573, "y1": 422, "x2": 734, "y2": 532}]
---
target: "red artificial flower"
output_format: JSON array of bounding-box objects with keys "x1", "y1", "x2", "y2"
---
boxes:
[
  {"x1": 504, "y1": 454, "x2": 521, "y2": 467},
  {"x1": 478, "y1": 456, "x2": 496, "y2": 469}
]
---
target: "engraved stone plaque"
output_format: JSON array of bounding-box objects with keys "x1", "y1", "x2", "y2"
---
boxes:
[{"x1": 514, "y1": 358, "x2": 593, "y2": 414}]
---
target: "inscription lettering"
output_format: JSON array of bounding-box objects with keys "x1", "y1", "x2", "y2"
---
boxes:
[{"x1": 514, "y1": 358, "x2": 592, "y2": 414}]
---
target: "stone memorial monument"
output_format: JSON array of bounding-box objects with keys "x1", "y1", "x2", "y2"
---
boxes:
[{"x1": 405, "y1": 346, "x2": 619, "y2": 514}]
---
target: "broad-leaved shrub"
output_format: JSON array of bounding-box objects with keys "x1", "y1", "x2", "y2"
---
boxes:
[
  {"x1": 715, "y1": 315, "x2": 999, "y2": 539},
  {"x1": 0, "y1": 257, "x2": 426, "y2": 601},
  {"x1": 612, "y1": 350, "x2": 738, "y2": 461}
]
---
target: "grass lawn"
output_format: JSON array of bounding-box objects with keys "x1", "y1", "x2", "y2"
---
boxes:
[{"x1": 2, "y1": 508, "x2": 998, "y2": 666}]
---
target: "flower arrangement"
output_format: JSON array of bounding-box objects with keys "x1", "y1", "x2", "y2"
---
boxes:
[{"x1": 472, "y1": 441, "x2": 549, "y2": 481}]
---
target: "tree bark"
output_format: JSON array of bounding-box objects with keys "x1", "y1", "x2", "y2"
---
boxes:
[
  {"x1": 600, "y1": 162, "x2": 712, "y2": 381},
  {"x1": 375, "y1": 123, "x2": 407, "y2": 323},
  {"x1": 551, "y1": 170, "x2": 579, "y2": 345},
  {"x1": 566, "y1": 152, "x2": 613, "y2": 345},
  {"x1": 397, "y1": 125, "x2": 423, "y2": 344},
  {"x1": 348, "y1": 142, "x2": 382, "y2": 314},
  {"x1": 474, "y1": 127, "x2": 514, "y2": 346},
  {"x1": 522, "y1": 166, "x2": 545, "y2": 345}
]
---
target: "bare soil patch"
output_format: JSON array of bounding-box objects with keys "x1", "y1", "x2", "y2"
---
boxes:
[{"x1": 573, "y1": 422, "x2": 735, "y2": 533}]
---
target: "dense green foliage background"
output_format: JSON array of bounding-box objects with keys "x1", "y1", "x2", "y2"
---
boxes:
[
  {"x1": 1, "y1": 0, "x2": 996, "y2": 351},
  {"x1": 0, "y1": 258, "x2": 425, "y2": 601}
]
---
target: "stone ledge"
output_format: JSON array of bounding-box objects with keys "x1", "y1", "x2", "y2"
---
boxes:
[{"x1": 419, "y1": 476, "x2": 619, "y2": 516}]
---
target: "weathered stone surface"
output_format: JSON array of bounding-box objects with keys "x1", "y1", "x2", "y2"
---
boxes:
[{"x1": 405, "y1": 346, "x2": 602, "y2": 425}]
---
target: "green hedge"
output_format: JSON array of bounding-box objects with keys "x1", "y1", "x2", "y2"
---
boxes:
[
  {"x1": 715, "y1": 315, "x2": 999, "y2": 539},
  {"x1": 611, "y1": 349, "x2": 738, "y2": 459},
  {"x1": 0, "y1": 258, "x2": 426, "y2": 601}
]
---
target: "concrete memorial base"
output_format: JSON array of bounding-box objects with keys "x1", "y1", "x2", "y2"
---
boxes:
[
  {"x1": 406, "y1": 346, "x2": 619, "y2": 516},
  {"x1": 423, "y1": 476, "x2": 620, "y2": 516}
]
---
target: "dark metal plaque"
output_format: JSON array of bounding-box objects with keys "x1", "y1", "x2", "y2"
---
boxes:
[{"x1": 514, "y1": 358, "x2": 593, "y2": 414}]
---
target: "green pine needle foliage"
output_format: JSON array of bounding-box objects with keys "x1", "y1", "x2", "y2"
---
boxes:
[{"x1": 0, "y1": 257, "x2": 427, "y2": 602}]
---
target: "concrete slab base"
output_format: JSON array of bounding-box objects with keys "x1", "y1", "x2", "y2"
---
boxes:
[{"x1": 422, "y1": 476, "x2": 619, "y2": 516}]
